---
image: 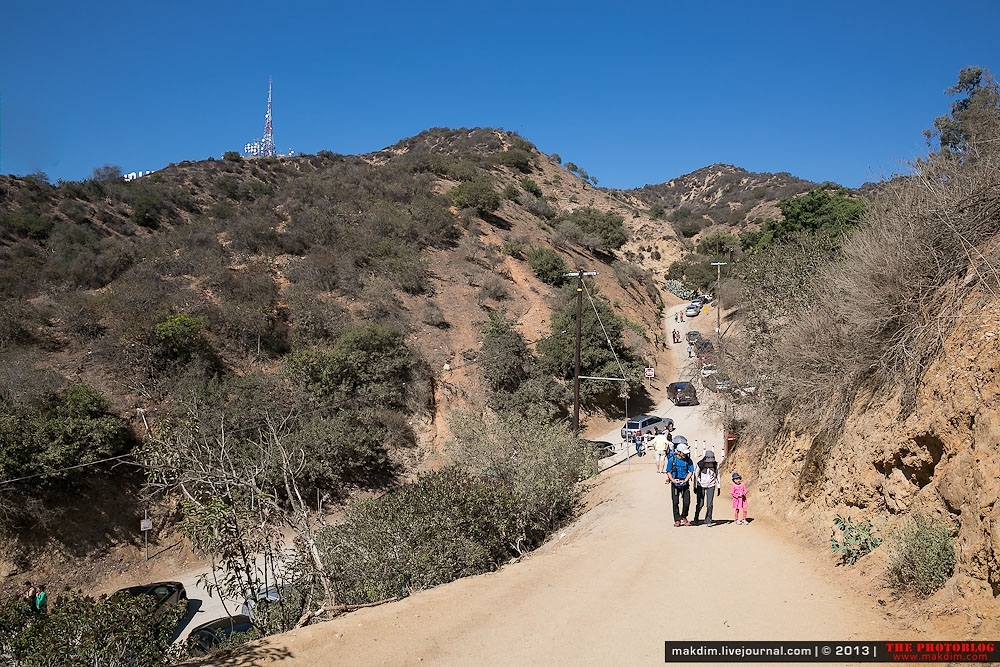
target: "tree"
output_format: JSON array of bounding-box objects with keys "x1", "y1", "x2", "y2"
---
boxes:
[
  {"x1": 536, "y1": 283, "x2": 644, "y2": 407},
  {"x1": 91, "y1": 164, "x2": 122, "y2": 183},
  {"x1": 479, "y1": 311, "x2": 532, "y2": 393},
  {"x1": 925, "y1": 66, "x2": 1000, "y2": 154}
]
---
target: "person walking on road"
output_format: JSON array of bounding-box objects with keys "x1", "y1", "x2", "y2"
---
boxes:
[
  {"x1": 665, "y1": 443, "x2": 695, "y2": 526},
  {"x1": 693, "y1": 451, "x2": 720, "y2": 526},
  {"x1": 686, "y1": 343, "x2": 693, "y2": 358},
  {"x1": 651, "y1": 431, "x2": 670, "y2": 473},
  {"x1": 731, "y1": 472, "x2": 749, "y2": 524}
]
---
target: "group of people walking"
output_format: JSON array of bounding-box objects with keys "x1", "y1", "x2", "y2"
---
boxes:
[{"x1": 650, "y1": 431, "x2": 748, "y2": 526}]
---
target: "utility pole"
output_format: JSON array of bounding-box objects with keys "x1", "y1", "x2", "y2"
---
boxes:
[
  {"x1": 711, "y1": 262, "x2": 727, "y2": 344},
  {"x1": 564, "y1": 268, "x2": 598, "y2": 435}
]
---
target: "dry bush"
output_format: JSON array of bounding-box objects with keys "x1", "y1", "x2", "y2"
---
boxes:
[{"x1": 771, "y1": 131, "x2": 1000, "y2": 440}]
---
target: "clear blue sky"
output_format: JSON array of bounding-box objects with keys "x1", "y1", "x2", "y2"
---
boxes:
[{"x1": 2, "y1": 0, "x2": 998, "y2": 189}]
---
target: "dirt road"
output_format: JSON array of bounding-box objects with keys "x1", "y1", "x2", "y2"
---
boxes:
[{"x1": 203, "y1": 305, "x2": 900, "y2": 666}]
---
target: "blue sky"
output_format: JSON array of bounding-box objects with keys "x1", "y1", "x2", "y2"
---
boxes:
[{"x1": 2, "y1": 0, "x2": 998, "y2": 189}]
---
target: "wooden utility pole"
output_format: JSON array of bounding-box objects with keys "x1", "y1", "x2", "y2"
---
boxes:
[{"x1": 564, "y1": 268, "x2": 597, "y2": 435}]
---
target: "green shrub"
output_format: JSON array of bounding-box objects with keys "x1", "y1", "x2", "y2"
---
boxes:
[
  {"x1": 491, "y1": 149, "x2": 533, "y2": 172},
  {"x1": 886, "y1": 513, "x2": 955, "y2": 595},
  {"x1": 502, "y1": 183, "x2": 520, "y2": 202},
  {"x1": 449, "y1": 180, "x2": 501, "y2": 214},
  {"x1": 553, "y1": 207, "x2": 627, "y2": 251},
  {"x1": 153, "y1": 313, "x2": 214, "y2": 365},
  {"x1": 678, "y1": 221, "x2": 701, "y2": 238},
  {"x1": 830, "y1": 514, "x2": 882, "y2": 565},
  {"x1": 520, "y1": 177, "x2": 543, "y2": 198},
  {"x1": 286, "y1": 325, "x2": 414, "y2": 408},
  {"x1": 317, "y1": 466, "x2": 523, "y2": 604},
  {"x1": 526, "y1": 247, "x2": 568, "y2": 285}
]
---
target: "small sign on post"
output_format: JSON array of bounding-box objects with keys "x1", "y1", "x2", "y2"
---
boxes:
[
  {"x1": 644, "y1": 367, "x2": 654, "y2": 378},
  {"x1": 141, "y1": 511, "x2": 152, "y2": 561}
]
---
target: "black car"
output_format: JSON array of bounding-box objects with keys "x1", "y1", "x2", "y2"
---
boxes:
[
  {"x1": 186, "y1": 614, "x2": 258, "y2": 656},
  {"x1": 694, "y1": 338, "x2": 714, "y2": 354},
  {"x1": 112, "y1": 581, "x2": 187, "y2": 622},
  {"x1": 667, "y1": 381, "x2": 699, "y2": 406}
]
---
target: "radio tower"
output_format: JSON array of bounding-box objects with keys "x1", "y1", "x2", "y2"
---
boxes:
[{"x1": 261, "y1": 76, "x2": 276, "y2": 157}]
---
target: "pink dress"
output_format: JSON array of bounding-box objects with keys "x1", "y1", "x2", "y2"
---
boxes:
[{"x1": 731, "y1": 483, "x2": 747, "y2": 510}]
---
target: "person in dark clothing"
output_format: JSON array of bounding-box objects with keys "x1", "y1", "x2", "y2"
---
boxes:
[{"x1": 665, "y1": 443, "x2": 695, "y2": 526}]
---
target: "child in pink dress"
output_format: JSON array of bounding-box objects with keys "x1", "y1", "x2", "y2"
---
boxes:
[{"x1": 731, "y1": 472, "x2": 748, "y2": 524}]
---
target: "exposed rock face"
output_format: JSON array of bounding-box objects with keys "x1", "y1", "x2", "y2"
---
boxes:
[{"x1": 730, "y1": 292, "x2": 1000, "y2": 628}]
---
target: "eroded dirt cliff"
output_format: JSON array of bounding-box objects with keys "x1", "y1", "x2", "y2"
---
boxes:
[{"x1": 729, "y1": 287, "x2": 1000, "y2": 636}]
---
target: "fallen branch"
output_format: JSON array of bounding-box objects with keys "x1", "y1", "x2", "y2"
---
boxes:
[{"x1": 294, "y1": 596, "x2": 400, "y2": 629}]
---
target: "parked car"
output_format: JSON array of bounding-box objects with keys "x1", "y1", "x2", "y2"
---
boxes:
[
  {"x1": 700, "y1": 363, "x2": 718, "y2": 377},
  {"x1": 112, "y1": 582, "x2": 187, "y2": 622},
  {"x1": 587, "y1": 440, "x2": 617, "y2": 458},
  {"x1": 694, "y1": 339, "x2": 714, "y2": 354},
  {"x1": 704, "y1": 374, "x2": 732, "y2": 392},
  {"x1": 620, "y1": 414, "x2": 674, "y2": 441},
  {"x1": 684, "y1": 303, "x2": 700, "y2": 317},
  {"x1": 686, "y1": 330, "x2": 702, "y2": 343},
  {"x1": 667, "y1": 381, "x2": 699, "y2": 406},
  {"x1": 696, "y1": 352, "x2": 715, "y2": 368},
  {"x1": 697, "y1": 294, "x2": 713, "y2": 303},
  {"x1": 186, "y1": 614, "x2": 258, "y2": 656}
]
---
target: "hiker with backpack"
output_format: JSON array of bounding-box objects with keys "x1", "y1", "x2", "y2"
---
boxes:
[
  {"x1": 693, "y1": 450, "x2": 721, "y2": 526},
  {"x1": 665, "y1": 443, "x2": 695, "y2": 526}
]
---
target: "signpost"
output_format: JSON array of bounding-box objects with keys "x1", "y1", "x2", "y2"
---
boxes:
[{"x1": 141, "y1": 511, "x2": 152, "y2": 561}]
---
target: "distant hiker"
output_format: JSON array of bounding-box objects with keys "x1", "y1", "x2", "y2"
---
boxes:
[
  {"x1": 634, "y1": 432, "x2": 644, "y2": 457},
  {"x1": 665, "y1": 443, "x2": 695, "y2": 526},
  {"x1": 674, "y1": 312, "x2": 678, "y2": 323},
  {"x1": 686, "y1": 343, "x2": 693, "y2": 358},
  {"x1": 34, "y1": 585, "x2": 47, "y2": 614},
  {"x1": 679, "y1": 310, "x2": 685, "y2": 322},
  {"x1": 693, "y1": 451, "x2": 720, "y2": 526},
  {"x1": 651, "y1": 431, "x2": 670, "y2": 473},
  {"x1": 731, "y1": 472, "x2": 748, "y2": 525}
]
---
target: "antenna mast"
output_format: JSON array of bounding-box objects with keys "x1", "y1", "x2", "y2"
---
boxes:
[{"x1": 261, "y1": 76, "x2": 276, "y2": 157}]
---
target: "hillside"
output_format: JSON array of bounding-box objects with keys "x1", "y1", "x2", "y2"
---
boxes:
[{"x1": 0, "y1": 128, "x2": 706, "y2": 589}]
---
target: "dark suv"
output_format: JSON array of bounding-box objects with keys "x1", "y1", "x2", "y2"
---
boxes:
[
  {"x1": 620, "y1": 414, "x2": 673, "y2": 441},
  {"x1": 667, "y1": 381, "x2": 699, "y2": 406}
]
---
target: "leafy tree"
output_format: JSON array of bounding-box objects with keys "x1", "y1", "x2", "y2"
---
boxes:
[
  {"x1": 536, "y1": 283, "x2": 644, "y2": 408},
  {"x1": 696, "y1": 231, "x2": 739, "y2": 257},
  {"x1": 91, "y1": 164, "x2": 122, "y2": 182},
  {"x1": 0, "y1": 384, "x2": 133, "y2": 524},
  {"x1": 745, "y1": 189, "x2": 863, "y2": 251},
  {"x1": 479, "y1": 311, "x2": 532, "y2": 393},
  {"x1": 925, "y1": 66, "x2": 1000, "y2": 154}
]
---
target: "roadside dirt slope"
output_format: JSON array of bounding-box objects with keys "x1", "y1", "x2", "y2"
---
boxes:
[{"x1": 196, "y1": 309, "x2": 905, "y2": 667}]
